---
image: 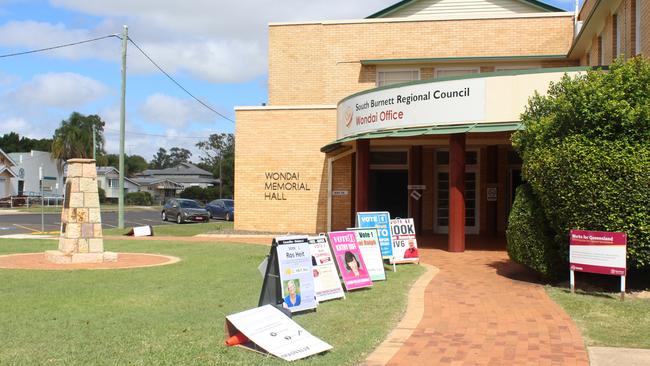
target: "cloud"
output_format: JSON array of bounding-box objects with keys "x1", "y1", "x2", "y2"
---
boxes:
[
  {"x1": 139, "y1": 93, "x2": 215, "y2": 128},
  {"x1": 6, "y1": 72, "x2": 108, "y2": 108}
]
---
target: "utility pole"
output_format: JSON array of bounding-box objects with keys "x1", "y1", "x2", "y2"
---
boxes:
[
  {"x1": 92, "y1": 124, "x2": 96, "y2": 161},
  {"x1": 219, "y1": 158, "x2": 223, "y2": 199},
  {"x1": 118, "y1": 25, "x2": 128, "y2": 229},
  {"x1": 39, "y1": 166, "x2": 44, "y2": 232}
]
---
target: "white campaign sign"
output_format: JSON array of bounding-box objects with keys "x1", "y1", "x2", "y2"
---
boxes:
[
  {"x1": 308, "y1": 236, "x2": 345, "y2": 302},
  {"x1": 276, "y1": 238, "x2": 317, "y2": 313},
  {"x1": 226, "y1": 305, "x2": 332, "y2": 361},
  {"x1": 349, "y1": 228, "x2": 386, "y2": 281},
  {"x1": 390, "y1": 218, "x2": 420, "y2": 264},
  {"x1": 337, "y1": 78, "x2": 485, "y2": 139}
]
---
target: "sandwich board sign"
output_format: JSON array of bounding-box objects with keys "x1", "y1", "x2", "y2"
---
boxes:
[
  {"x1": 328, "y1": 230, "x2": 373, "y2": 291},
  {"x1": 259, "y1": 236, "x2": 317, "y2": 313},
  {"x1": 390, "y1": 218, "x2": 420, "y2": 264},
  {"x1": 348, "y1": 228, "x2": 386, "y2": 281},
  {"x1": 225, "y1": 304, "x2": 332, "y2": 361},
  {"x1": 569, "y1": 229, "x2": 627, "y2": 298},
  {"x1": 356, "y1": 211, "x2": 393, "y2": 259},
  {"x1": 308, "y1": 235, "x2": 345, "y2": 302}
]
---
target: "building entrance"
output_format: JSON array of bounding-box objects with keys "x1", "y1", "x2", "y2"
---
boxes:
[{"x1": 369, "y1": 170, "x2": 408, "y2": 218}]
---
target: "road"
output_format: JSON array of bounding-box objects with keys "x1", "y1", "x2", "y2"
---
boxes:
[{"x1": 0, "y1": 210, "x2": 170, "y2": 234}]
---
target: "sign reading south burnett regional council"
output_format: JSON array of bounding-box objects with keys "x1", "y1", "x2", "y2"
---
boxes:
[{"x1": 338, "y1": 78, "x2": 486, "y2": 139}]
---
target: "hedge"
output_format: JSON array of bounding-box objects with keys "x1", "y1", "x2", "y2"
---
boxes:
[
  {"x1": 179, "y1": 186, "x2": 223, "y2": 203},
  {"x1": 506, "y1": 184, "x2": 565, "y2": 281},
  {"x1": 125, "y1": 191, "x2": 153, "y2": 206}
]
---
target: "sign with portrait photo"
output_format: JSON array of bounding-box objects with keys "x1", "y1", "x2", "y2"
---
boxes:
[
  {"x1": 390, "y1": 218, "x2": 420, "y2": 264},
  {"x1": 276, "y1": 236, "x2": 317, "y2": 313},
  {"x1": 348, "y1": 228, "x2": 386, "y2": 281},
  {"x1": 327, "y1": 230, "x2": 372, "y2": 291},
  {"x1": 308, "y1": 235, "x2": 345, "y2": 302}
]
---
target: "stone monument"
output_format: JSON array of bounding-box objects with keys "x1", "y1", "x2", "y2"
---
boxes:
[{"x1": 46, "y1": 158, "x2": 118, "y2": 263}]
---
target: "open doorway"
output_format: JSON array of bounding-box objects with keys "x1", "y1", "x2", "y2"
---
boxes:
[{"x1": 369, "y1": 170, "x2": 408, "y2": 218}]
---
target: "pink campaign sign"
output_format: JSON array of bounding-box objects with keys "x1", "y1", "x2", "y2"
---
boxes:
[
  {"x1": 327, "y1": 231, "x2": 373, "y2": 291},
  {"x1": 569, "y1": 230, "x2": 627, "y2": 276}
]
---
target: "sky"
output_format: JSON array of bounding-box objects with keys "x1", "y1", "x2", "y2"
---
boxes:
[{"x1": 0, "y1": 0, "x2": 574, "y2": 162}]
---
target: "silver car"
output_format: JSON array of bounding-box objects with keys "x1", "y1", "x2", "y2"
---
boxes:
[{"x1": 161, "y1": 198, "x2": 210, "y2": 224}]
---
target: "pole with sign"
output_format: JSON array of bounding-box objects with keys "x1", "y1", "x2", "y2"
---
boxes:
[{"x1": 569, "y1": 229, "x2": 627, "y2": 300}]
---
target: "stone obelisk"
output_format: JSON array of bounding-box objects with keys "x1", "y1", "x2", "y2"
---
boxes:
[{"x1": 46, "y1": 158, "x2": 117, "y2": 263}]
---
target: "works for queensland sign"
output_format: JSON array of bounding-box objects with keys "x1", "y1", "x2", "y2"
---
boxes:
[
  {"x1": 337, "y1": 78, "x2": 486, "y2": 139},
  {"x1": 570, "y1": 230, "x2": 627, "y2": 276}
]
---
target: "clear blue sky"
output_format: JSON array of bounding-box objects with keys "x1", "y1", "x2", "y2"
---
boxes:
[{"x1": 0, "y1": 0, "x2": 575, "y2": 160}]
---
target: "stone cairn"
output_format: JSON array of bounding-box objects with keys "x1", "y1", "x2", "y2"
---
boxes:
[{"x1": 46, "y1": 158, "x2": 118, "y2": 263}]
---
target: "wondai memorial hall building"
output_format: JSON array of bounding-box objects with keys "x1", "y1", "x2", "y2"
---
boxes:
[{"x1": 235, "y1": 0, "x2": 649, "y2": 251}]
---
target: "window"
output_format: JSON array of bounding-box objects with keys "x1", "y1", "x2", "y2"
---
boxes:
[
  {"x1": 495, "y1": 66, "x2": 539, "y2": 72},
  {"x1": 436, "y1": 68, "x2": 479, "y2": 78},
  {"x1": 108, "y1": 179, "x2": 118, "y2": 188},
  {"x1": 598, "y1": 35, "x2": 604, "y2": 65},
  {"x1": 615, "y1": 13, "x2": 622, "y2": 58},
  {"x1": 376, "y1": 69, "x2": 419, "y2": 87}
]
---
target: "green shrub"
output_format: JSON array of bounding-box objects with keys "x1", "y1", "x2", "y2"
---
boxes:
[
  {"x1": 507, "y1": 184, "x2": 565, "y2": 280},
  {"x1": 179, "y1": 186, "x2": 221, "y2": 203},
  {"x1": 125, "y1": 191, "x2": 153, "y2": 206},
  {"x1": 513, "y1": 57, "x2": 650, "y2": 271},
  {"x1": 97, "y1": 187, "x2": 106, "y2": 204}
]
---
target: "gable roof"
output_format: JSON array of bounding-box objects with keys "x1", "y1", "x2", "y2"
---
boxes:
[
  {"x1": 0, "y1": 165, "x2": 18, "y2": 178},
  {"x1": 0, "y1": 147, "x2": 18, "y2": 167},
  {"x1": 366, "y1": 0, "x2": 565, "y2": 18},
  {"x1": 137, "y1": 162, "x2": 213, "y2": 177}
]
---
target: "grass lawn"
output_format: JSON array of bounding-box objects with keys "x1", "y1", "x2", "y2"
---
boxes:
[
  {"x1": 103, "y1": 221, "x2": 234, "y2": 237},
  {"x1": 0, "y1": 239, "x2": 424, "y2": 365},
  {"x1": 546, "y1": 287, "x2": 650, "y2": 349}
]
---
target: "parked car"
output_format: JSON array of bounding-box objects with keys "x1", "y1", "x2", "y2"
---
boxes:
[
  {"x1": 205, "y1": 199, "x2": 234, "y2": 221},
  {"x1": 161, "y1": 198, "x2": 210, "y2": 224}
]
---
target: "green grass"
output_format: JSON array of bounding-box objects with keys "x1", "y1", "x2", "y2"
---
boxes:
[
  {"x1": 103, "y1": 221, "x2": 234, "y2": 237},
  {"x1": 0, "y1": 239, "x2": 424, "y2": 365},
  {"x1": 546, "y1": 286, "x2": 650, "y2": 348}
]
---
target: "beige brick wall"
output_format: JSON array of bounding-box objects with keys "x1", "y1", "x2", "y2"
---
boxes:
[
  {"x1": 331, "y1": 154, "x2": 353, "y2": 231},
  {"x1": 234, "y1": 108, "x2": 336, "y2": 233},
  {"x1": 269, "y1": 15, "x2": 575, "y2": 105}
]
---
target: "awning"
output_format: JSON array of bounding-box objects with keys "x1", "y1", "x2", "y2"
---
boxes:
[{"x1": 321, "y1": 122, "x2": 522, "y2": 153}]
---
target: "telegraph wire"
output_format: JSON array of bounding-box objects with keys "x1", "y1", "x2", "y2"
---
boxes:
[
  {"x1": 126, "y1": 36, "x2": 235, "y2": 124},
  {"x1": 103, "y1": 128, "x2": 212, "y2": 139},
  {"x1": 0, "y1": 34, "x2": 119, "y2": 58}
]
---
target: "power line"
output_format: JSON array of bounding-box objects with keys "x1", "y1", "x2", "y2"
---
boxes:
[
  {"x1": 103, "y1": 127, "x2": 212, "y2": 139},
  {"x1": 0, "y1": 34, "x2": 118, "y2": 58},
  {"x1": 126, "y1": 36, "x2": 235, "y2": 124}
]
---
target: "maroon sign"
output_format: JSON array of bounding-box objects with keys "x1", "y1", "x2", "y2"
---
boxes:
[{"x1": 569, "y1": 230, "x2": 627, "y2": 276}]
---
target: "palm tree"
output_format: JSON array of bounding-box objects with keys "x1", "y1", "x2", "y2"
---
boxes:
[{"x1": 51, "y1": 112, "x2": 105, "y2": 161}]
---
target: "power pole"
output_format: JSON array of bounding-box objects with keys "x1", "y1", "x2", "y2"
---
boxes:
[
  {"x1": 219, "y1": 157, "x2": 223, "y2": 199},
  {"x1": 92, "y1": 124, "x2": 96, "y2": 161},
  {"x1": 118, "y1": 25, "x2": 128, "y2": 229},
  {"x1": 39, "y1": 166, "x2": 44, "y2": 232}
]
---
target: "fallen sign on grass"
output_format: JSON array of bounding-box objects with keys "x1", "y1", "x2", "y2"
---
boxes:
[
  {"x1": 125, "y1": 225, "x2": 154, "y2": 237},
  {"x1": 225, "y1": 304, "x2": 332, "y2": 361}
]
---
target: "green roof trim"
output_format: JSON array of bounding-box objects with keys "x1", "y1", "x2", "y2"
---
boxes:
[
  {"x1": 366, "y1": 0, "x2": 566, "y2": 18},
  {"x1": 361, "y1": 54, "x2": 567, "y2": 65},
  {"x1": 321, "y1": 122, "x2": 523, "y2": 153},
  {"x1": 339, "y1": 66, "x2": 590, "y2": 105}
]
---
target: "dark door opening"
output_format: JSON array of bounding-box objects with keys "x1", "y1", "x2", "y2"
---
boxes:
[
  {"x1": 369, "y1": 170, "x2": 408, "y2": 218},
  {"x1": 17, "y1": 181, "x2": 24, "y2": 195}
]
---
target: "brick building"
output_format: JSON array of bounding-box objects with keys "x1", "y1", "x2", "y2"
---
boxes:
[{"x1": 235, "y1": 0, "x2": 649, "y2": 252}]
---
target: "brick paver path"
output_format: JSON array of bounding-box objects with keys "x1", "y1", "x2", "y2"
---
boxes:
[{"x1": 387, "y1": 236, "x2": 589, "y2": 365}]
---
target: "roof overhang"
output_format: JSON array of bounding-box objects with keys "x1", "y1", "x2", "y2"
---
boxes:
[
  {"x1": 321, "y1": 122, "x2": 522, "y2": 153},
  {"x1": 366, "y1": 0, "x2": 565, "y2": 18},
  {"x1": 568, "y1": 0, "x2": 624, "y2": 59},
  {"x1": 0, "y1": 166, "x2": 18, "y2": 178}
]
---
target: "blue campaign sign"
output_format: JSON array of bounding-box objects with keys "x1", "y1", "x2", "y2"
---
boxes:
[{"x1": 356, "y1": 211, "x2": 393, "y2": 258}]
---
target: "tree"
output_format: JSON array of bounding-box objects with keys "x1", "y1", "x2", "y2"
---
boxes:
[
  {"x1": 97, "y1": 153, "x2": 148, "y2": 176},
  {"x1": 150, "y1": 148, "x2": 171, "y2": 169},
  {"x1": 0, "y1": 132, "x2": 53, "y2": 153},
  {"x1": 169, "y1": 147, "x2": 192, "y2": 166},
  {"x1": 196, "y1": 133, "x2": 234, "y2": 198},
  {"x1": 510, "y1": 57, "x2": 650, "y2": 273},
  {"x1": 51, "y1": 112, "x2": 105, "y2": 160}
]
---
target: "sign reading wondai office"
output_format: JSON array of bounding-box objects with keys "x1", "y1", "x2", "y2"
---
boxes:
[
  {"x1": 276, "y1": 237, "x2": 317, "y2": 312},
  {"x1": 338, "y1": 78, "x2": 486, "y2": 139}
]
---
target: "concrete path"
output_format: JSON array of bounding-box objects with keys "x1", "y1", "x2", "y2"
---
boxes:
[
  {"x1": 588, "y1": 347, "x2": 650, "y2": 366},
  {"x1": 384, "y1": 244, "x2": 589, "y2": 365}
]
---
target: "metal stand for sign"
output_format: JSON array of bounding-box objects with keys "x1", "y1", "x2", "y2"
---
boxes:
[
  {"x1": 258, "y1": 239, "x2": 293, "y2": 316},
  {"x1": 570, "y1": 270, "x2": 626, "y2": 301}
]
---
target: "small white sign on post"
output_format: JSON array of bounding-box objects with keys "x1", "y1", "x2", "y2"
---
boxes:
[{"x1": 225, "y1": 305, "x2": 332, "y2": 361}]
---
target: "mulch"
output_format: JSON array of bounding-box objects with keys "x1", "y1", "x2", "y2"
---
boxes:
[{"x1": 0, "y1": 252, "x2": 180, "y2": 270}]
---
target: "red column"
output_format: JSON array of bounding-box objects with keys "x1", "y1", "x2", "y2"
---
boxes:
[
  {"x1": 448, "y1": 134, "x2": 465, "y2": 252},
  {"x1": 355, "y1": 139, "x2": 369, "y2": 213}
]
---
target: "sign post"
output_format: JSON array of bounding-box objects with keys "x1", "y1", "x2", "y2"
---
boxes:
[{"x1": 569, "y1": 229, "x2": 627, "y2": 300}]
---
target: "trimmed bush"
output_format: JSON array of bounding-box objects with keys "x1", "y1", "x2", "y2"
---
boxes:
[
  {"x1": 507, "y1": 184, "x2": 565, "y2": 281},
  {"x1": 125, "y1": 191, "x2": 153, "y2": 206},
  {"x1": 98, "y1": 187, "x2": 106, "y2": 204},
  {"x1": 179, "y1": 186, "x2": 222, "y2": 203}
]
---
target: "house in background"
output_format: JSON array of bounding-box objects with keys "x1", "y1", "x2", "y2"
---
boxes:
[
  {"x1": 8, "y1": 150, "x2": 65, "y2": 197},
  {"x1": 0, "y1": 148, "x2": 18, "y2": 198},
  {"x1": 131, "y1": 177, "x2": 184, "y2": 204},
  {"x1": 135, "y1": 162, "x2": 219, "y2": 189},
  {"x1": 96, "y1": 166, "x2": 140, "y2": 201}
]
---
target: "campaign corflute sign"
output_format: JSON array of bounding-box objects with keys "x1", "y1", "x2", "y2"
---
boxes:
[
  {"x1": 390, "y1": 218, "x2": 419, "y2": 264},
  {"x1": 308, "y1": 235, "x2": 345, "y2": 302},
  {"x1": 276, "y1": 236, "x2": 317, "y2": 312},
  {"x1": 356, "y1": 211, "x2": 394, "y2": 258},
  {"x1": 327, "y1": 230, "x2": 373, "y2": 291}
]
